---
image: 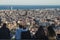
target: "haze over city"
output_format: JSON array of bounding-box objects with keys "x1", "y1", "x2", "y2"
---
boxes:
[{"x1": 0, "y1": 0, "x2": 60, "y2": 5}]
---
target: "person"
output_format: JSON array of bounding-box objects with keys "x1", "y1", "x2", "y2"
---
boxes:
[
  {"x1": 47, "y1": 25, "x2": 56, "y2": 37},
  {"x1": 0, "y1": 23, "x2": 11, "y2": 40},
  {"x1": 47, "y1": 25, "x2": 56, "y2": 40},
  {"x1": 21, "y1": 23, "x2": 47, "y2": 40},
  {"x1": 0, "y1": 18, "x2": 2, "y2": 26},
  {"x1": 15, "y1": 24, "x2": 28, "y2": 40}
]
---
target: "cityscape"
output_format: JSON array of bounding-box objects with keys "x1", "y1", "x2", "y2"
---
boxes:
[{"x1": 0, "y1": 8, "x2": 60, "y2": 40}]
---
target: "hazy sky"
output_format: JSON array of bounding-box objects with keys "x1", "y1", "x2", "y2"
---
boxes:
[{"x1": 0, "y1": 0, "x2": 60, "y2": 5}]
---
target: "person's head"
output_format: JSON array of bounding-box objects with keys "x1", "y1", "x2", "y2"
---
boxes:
[
  {"x1": 47, "y1": 25, "x2": 56, "y2": 37},
  {"x1": 18, "y1": 24, "x2": 26, "y2": 29},
  {"x1": 2, "y1": 23, "x2": 7, "y2": 28},
  {"x1": 0, "y1": 18, "x2": 2, "y2": 26},
  {"x1": 19, "y1": 24, "x2": 23, "y2": 28}
]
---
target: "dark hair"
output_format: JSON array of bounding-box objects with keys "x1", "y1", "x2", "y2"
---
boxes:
[
  {"x1": 0, "y1": 18, "x2": 2, "y2": 25},
  {"x1": 1, "y1": 23, "x2": 7, "y2": 29},
  {"x1": 19, "y1": 24, "x2": 23, "y2": 28},
  {"x1": 19, "y1": 24, "x2": 26, "y2": 29},
  {"x1": 47, "y1": 25, "x2": 56, "y2": 37}
]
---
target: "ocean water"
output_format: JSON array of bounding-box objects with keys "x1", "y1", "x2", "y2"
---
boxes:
[{"x1": 0, "y1": 5, "x2": 60, "y2": 10}]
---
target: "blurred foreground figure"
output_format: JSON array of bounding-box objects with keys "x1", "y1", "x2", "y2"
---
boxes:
[
  {"x1": 0, "y1": 19, "x2": 1, "y2": 26},
  {"x1": 0, "y1": 23, "x2": 11, "y2": 40},
  {"x1": 15, "y1": 21, "x2": 28, "y2": 40},
  {"x1": 47, "y1": 24, "x2": 56, "y2": 40},
  {"x1": 21, "y1": 23, "x2": 47, "y2": 40}
]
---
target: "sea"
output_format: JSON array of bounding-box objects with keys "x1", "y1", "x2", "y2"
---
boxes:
[{"x1": 0, "y1": 5, "x2": 60, "y2": 10}]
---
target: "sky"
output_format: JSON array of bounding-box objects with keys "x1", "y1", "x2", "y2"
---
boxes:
[{"x1": 0, "y1": 0, "x2": 60, "y2": 5}]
